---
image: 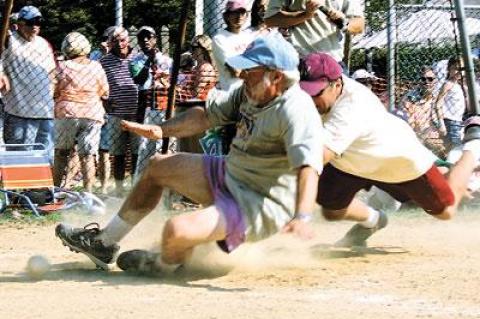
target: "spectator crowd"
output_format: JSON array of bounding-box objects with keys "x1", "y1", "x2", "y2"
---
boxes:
[{"x1": 0, "y1": 1, "x2": 477, "y2": 199}]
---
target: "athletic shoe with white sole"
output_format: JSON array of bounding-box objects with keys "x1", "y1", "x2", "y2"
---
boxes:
[
  {"x1": 334, "y1": 210, "x2": 388, "y2": 248},
  {"x1": 116, "y1": 249, "x2": 164, "y2": 275},
  {"x1": 55, "y1": 223, "x2": 119, "y2": 270}
]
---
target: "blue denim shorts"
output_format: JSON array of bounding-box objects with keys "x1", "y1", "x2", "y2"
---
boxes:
[
  {"x1": 444, "y1": 119, "x2": 463, "y2": 147},
  {"x1": 3, "y1": 112, "x2": 54, "y2": 162}
]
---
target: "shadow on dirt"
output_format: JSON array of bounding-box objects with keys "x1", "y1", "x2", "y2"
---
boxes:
[
  {"x1": 310, "y1": 243, "x2": 409, "y2": 259},
  {"x1": 0, "y1": 261, "x2": 249, "y2": 292}
]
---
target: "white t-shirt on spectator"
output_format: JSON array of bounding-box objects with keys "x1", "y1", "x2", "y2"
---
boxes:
[
  {"x1": 212, "y1": 28, "x2": 255, "y2": 91},
  {"x1": 0, "y1": 32, "x2": 56, "y2": 119},
  {"x1": 442, "y1": 81, "x2": 466, "y2": 122},
  {"x1": 323, "y1": 77, "x2": 437, "y2": 183}
]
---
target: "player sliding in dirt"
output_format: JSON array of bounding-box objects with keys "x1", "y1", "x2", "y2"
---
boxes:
[
  {"x1": 55, "y1": 33, "x2": 323, "y2": 273},
  {"x1": 299, "y1": 52, "x2": 480, "y2": 247}
]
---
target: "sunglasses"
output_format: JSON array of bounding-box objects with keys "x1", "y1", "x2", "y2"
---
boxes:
[
  {"x1": 421, "y1": 76, "x2": 436, "y2": 82},
  {"x1": 138, "y1": 32, "x2": 155, "y2": 40},
  {"x1": 24, "y1": 17, "x2": 44, "y2": 27},
  {"x1": 227, "y1": 9, "x2": 249, "y2": 16}
]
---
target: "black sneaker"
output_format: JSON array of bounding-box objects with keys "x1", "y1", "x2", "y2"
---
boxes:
[
  {"x1": 55, "y1": 223, "x2": 119, "y2": 270},
  {"x1": 334, "y1": 211, "x2": 388, "y2": 248},
  {"x1": 116, "y1": 249, "x2": 163, "y2": 275}
]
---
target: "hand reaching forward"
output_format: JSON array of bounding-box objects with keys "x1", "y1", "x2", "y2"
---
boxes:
[
  {"x1": 282, "y1": 218, "x2": 314, "y2": 240},
  {"x1": 121, "y1": 120, "x2": 163, "y2": 140}
]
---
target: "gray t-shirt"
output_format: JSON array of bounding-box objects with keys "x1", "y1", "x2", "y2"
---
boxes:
[
  {"x1": 265, "y1": 0, "x2": 363, "y2": 59},
  {"x1": 206, "y1": 84, "x2": 323, "y2": 241}
]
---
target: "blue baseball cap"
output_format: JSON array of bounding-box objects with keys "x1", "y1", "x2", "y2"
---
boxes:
[
  {"x1": 18, "y1": 6, "x2": 42, "y2": 21},
  {"x1": 226, "y1": 32, "x2": 299, "y2": 71}
]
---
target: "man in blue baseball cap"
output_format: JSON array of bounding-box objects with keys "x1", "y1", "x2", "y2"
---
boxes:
[
  {"x1": 18, "y1": 5, "x2": 42, "y2": 20},
  {"x1": 0, "y1": 5, "x2": 56, "y2": 162},
  {"x1": 56, "y1": 33, "x2": 324, "y2": 275}
]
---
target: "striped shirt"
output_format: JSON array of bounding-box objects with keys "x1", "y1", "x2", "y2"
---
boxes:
[{"x1": 100, "y1": 52, "x2": 138, "y2": 119}]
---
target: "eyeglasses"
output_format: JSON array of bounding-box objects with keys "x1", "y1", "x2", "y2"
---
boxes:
[
  {"x1": 24, "y1": 17, "x2": 43, "y2": 27},
  {"x1": 227, "y1": 9, "x2": 249, "y2": 16},
  {"x1": 421, "y1": 76, "x2": 436, "y2": 82}
]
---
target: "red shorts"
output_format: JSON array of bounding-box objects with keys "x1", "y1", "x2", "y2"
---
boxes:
[{"x1": 317, "y1": 164, "x2": 455, "y2": 215}]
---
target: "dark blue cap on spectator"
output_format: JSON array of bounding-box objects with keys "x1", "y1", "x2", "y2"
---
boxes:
[{"x1": 18, "y1": 6, "x2": 42, "y2": 21}]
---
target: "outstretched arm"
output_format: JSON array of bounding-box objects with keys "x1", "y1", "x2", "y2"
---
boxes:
[
  {"x1": 265, "y1": 0, "x2": 321, "y2": 28},
  {"x1": 282, "y1": 165, "x2": 319, "y2": 239},
  {"x1": 122, "y1": 106, "x2": 212, "y2": 140}
]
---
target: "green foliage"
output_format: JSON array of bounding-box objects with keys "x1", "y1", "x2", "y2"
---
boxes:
[
  {"x1": 396, "y1": 43, "x2": 457, "y2": 80},
  {"x1": 4, "y1": 0, "x2": 192, "y2": 52},
  {"x1": 365, "y1": 0, "x2": 424, "y2": 32}
]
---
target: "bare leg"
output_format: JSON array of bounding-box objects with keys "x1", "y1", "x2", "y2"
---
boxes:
[
  {"x1": 117, "y1": 153, "x2": 214, "y2": 226},
  {"x1": 64, "y1": 147, "x2": 81, "y2": 189},
  {"x1": 53, "y1": 149, "x2": 69, "y2": 187},
  {"x1": 325, "y1": 198, "x2": 386, "y2": 248},
  {"x1": 98, "y1": 150, "x2": 111, "y2": 194},
  {"x1": 161, "y1": 205, "x2": 227, "y2": 264},
  {"x1": 322, "y1": 197, "x2": 370, "y2": 222},
  {"x1": 56, "y1": 153, "x2": 219, "y2": 270},
  {"x1": 80, "y1": 155, "x2": 96, "y2": 193}
]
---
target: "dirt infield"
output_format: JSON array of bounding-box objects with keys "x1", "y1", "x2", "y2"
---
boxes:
[{"x1": 1, "y1": 204, "x2": 480, "y2": 319}]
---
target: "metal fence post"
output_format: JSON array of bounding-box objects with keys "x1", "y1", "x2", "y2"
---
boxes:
[
  {"x1": 161, "y1": 25, "x2": 170, "y2": 55},
  {"x1": 453, "y1": 0, "x2": 480, "y2": 115},
  {"x1": 387, "y1": 0, "x2": 396, "y2": 112},
  {"x1": 115, "y1": 0, "x2": 123, "y2": 26},
  {"x1": 196, "y1": 0, "x2": 204, "y2": 35}
]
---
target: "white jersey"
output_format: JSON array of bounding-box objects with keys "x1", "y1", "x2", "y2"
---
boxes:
[
  {"x1": 212, "y1": 28, "x2": 255, "y2": 91},
  {"x1": 442, "y1": 81, "x2": 466, "y2": 122},
  {"x1": 323, "y1": 77, "x2": 437, "y2": 183}
]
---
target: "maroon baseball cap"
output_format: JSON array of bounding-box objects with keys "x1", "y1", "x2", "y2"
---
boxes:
[
  {"x1": 225, "y1": 0, "x2": 248, "y2": 12},
  {"x1": 299, "y1": 53, "x2": 343, "y2": 96}
]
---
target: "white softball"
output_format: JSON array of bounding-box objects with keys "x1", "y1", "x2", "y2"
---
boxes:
[{"x1": 26, "y1": 255, "x2": 51, "y2": 280}]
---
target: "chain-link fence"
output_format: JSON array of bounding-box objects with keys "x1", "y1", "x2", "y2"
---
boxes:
[
  {"x1": 350, "y1": 0, "x2": 480, "y2": 159},
  {"x1": 0, "y1": 0, "x2": 478, "y2": 202}
]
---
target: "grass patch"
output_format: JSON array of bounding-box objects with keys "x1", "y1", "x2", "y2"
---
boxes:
[{"x1": 0, "y1": 208, "x2": 62, "y2": 226}]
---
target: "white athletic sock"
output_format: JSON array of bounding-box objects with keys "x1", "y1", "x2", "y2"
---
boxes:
[
  {"x1": 97, "y1": 215, "x2": 133, "y2": 246},
  {"x1": 463, "y1": 139, "x2": 480, "y2": 162},
  {"x1": 359, "y1": 207, "x2": 380, "y2": 228}
]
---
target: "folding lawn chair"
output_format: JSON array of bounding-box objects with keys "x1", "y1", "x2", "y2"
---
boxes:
[{"x1": 0, "y1": 144, "x2": 54, "y2": 217}]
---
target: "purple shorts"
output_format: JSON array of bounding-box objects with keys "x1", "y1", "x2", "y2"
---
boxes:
[{"x1": 203, "y1": 155, "x2": 246, "y2": 253}]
